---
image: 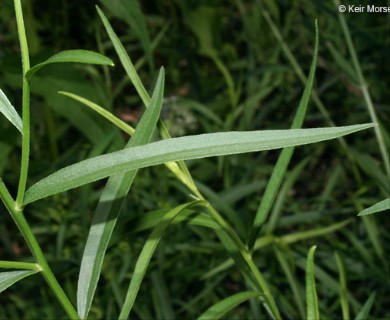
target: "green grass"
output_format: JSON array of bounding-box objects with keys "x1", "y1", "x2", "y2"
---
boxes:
[{"x1": 0, "y1": 1, "x2": 389, "y2": 319}]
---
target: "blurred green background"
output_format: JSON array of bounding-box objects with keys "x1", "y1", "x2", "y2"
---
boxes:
[{"x1": 0, "y1": 0, "x2": 389, "y2": 319}]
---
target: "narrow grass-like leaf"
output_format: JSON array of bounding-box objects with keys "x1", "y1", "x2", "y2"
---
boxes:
[
  {"x1": 355, "y1": 292, "x2": 375, "y2": 320},
  {"x1": 0, "y1": 89, "x2": 23, "y2": 133},
  {"x1": 334, "y1": 251, "x2": 349, "y2": 320},
  {"x1": 76, "y1": 68, "x2": 164, "y2": 319},
  {"x1": 97, "y1": 6, "x2": 149, "y2": 106},
  {"x1": 150, "y1": 271, "x2": 174, "y2": 320},
  {"x1": 306, "y1": 246, "x2": 320, "y2": 320},
  {"x1": 25, "y1": 50, "x2": 114, "y2": 80},
  {"x1": 197, "y1": 291, "x2": 261, "y2": 320},
  {"x1": 0, "y1": 270, "x2": 38, "y2": 293},
  {"x1": 127, "y1": 209, "x2": 220, "y2": 234},
  {"x1": 358, "y1": 198, "x2": 390, "y2": 216},
  {"x1": 24, "y1": 123, "x2": 374, "y2": 205},
  {"x1": 119, "y1": 201, "x2": 204, "y2": 319},
  {"x1": 100, "y1": 0, "x2": 154, "y2": 72},
  {"x1": 58, "y1": 91, "x2": 135, "y2": 135},
  {"x1": 274, "y1": 247, "x2": 305, "y2": 319},
  {"x1": 0, "y1": 261, "x2": 40, "y2": 271},
  {"x1": 280, "y1": 219, "x2": 352, "y2": 244},
  {"x1": 250, "y1": 20, "x2": 319, "y2": 244},
  {"x1": 335, "y1": 0, "x2": 390, "y2": 177}
]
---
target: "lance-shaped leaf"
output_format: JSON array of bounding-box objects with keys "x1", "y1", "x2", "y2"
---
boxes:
[
  {"x1": 25, "y1": 50, "x2": 114, "y2": 80},
  {"x1": 58, "y1": 91, "x2": 135, "y2": 135},
  {"x1": 306, "y1": 246, "x2": 320, "y2": 320},
  {"x1": 197, "y1": 291, "x2": 261, "y2": 320},
  {"x1": 355, "y1": 292, "x2": 376, "y2": 320},
  {"x1": 100, "y1": 0, "x2": 154, "y2": 72},
  {"x1": 0, "y1": 89, "x2": 23, "y2": 133},
  {"x1": 77, "y1": 68, "x2": 165, "y2": 319},
  {"x1": 358, "y1": 198, "x2": 389, "y2": 216},
  {"x1": 97, "y1": 6, "x2": 149, "y2": 106},
  {"x1": 23, "y1": 123, "x2": 374, "y2": 205},
  {"x1": 0, "y1": 270, "x2": 38, "y2": 293}
]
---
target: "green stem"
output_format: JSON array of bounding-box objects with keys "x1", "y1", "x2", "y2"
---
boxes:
[
  {"x1": 8, "y1": 2, "x2": 79, "y2": 317},
  {"x1": 205, "y1": 204, "x2": 281, "y2": 319},
  {"x1": 14, "y1": 0, "x2": 30, "y2": 206},
  {"x1": 1, "y1": 180, "x2": 79, "y2": 319},
  {"x1": 335, "y1": 0, "x2": 390, "y2": 178}
]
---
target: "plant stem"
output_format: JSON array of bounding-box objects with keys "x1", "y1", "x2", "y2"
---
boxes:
[
  {"x1": 8, "y1": 2, "x2": 79, "y2": 318},
  {"x1": 1, "y1": 179, "x2": 79, "y2": 319},
  {"x1": 205, "y1": 204, "x2": 281, "y2": 319},
  {"x1": 14, "y1": 0, "x2": 30, "y2": 206}
]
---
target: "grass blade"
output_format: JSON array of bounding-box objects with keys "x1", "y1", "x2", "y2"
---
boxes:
[
  {"x1": 197, "y1": 291, "x2": 261, "y2": 320},
  {"x1": 0, "y1": 270, "x2": 38, "y2": 293},
  {"x1": 100, "y1": 0, "x2": 154, "y2": 72},
  {"x1": 76, "y1": 68, "x2": 164, "y2": 319},
  {"x1": 24, "y1": 123, "x2": 374, "y2": 205},
  {"x1": 58, "y1": 91, "x2": 135, "y2": 135},
  {"x1": 274, "y1": 247, "x2": 305, "y2": 319},
  {"x1": 119, "y1": 201, "x2": 204, "y2": 319},
  {"x1": 26, "y1": 49, "x2": 114, "y2": 80},
  {"x1": 0, "y1": 89, "x2": 23, "y2": 133},
  {"x1": 334, "y1": 252, "x2": 349, "y2": 320},
  {"x1": 250, "y1": 21, "x2": 319, "y2": 244},
  {"x1": 354, "y1": 292, "x2": 375, "y2": 320},
  {"x1": 97, "y1": 6, "x2": 149, "y2": 106},
  {"x1": 358, "y1": 198, "x2": 390, "y2": 216},
  {"x1": 306, "y1": 245, "x2": 320, "y2": 320},
  {"x1": 335, "y1": 0, "x2": 390, "y2": 177}
]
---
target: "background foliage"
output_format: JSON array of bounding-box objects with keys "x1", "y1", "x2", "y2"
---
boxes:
[{"x1": 0, "y1": 0, "x2": 389, "y2": 319}]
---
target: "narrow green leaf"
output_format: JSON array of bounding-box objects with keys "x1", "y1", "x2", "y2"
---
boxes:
[
  {"x1": 355, "y1": 292, "x2": 376, "y2": 320},
  {"x1": 58, "y1": 91, "x2": 135, "y2": 135},
  {"x1": 150, "y1": 271, "x2": 175, "y2": 320},
  {"x1": 24, "y1": 123, "x2": 374, "y2": 205},
  {"x1": 25, "y1": 49, "x2": 114, "y2": 80},
  {"x1": 119, "y1": 201, "x2": 204, "y2": 319},
  {"x1": 0, "y1": 260, "x2": 40, "y2": 271},
  {"x1": 250, "y1": 20, "x2": 319, "y2": 244},
  {"x1": 281, "y1": 219, "x2": 352, "y2": 244},
  {"x1": 126, "y1": 209, "x2": 220, "y2": 234},
  {"x1": 334, "y1": 252, "x2": 349, "y2": 320},
  {"x1": 100, "y1": 0, "x2": 154, "y2": 72},
  {"x1": 76, "y1": 68, "x2": 164, "y2": 319},
  {"x1": 274, "y1": 247, "x2": 305, "y2": 319},
  {"x1": 97, "y1": 6, "x2": 150, "y2": 107},
  {"x1": 0, "y1": 89, "x2": 23, "y2": 133},
  {"x1": 358, "y1": 198, "x2": 390, "y2": 216},
  {"x1": 0, "y1": 270, "x2": 38, "y2": 293},
  {"x1": 306, "y1": 246, "x2": 320, "y2": 320},
  {"x1": 197, "y1": 291, "x2": 261, "y2": 320}
]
